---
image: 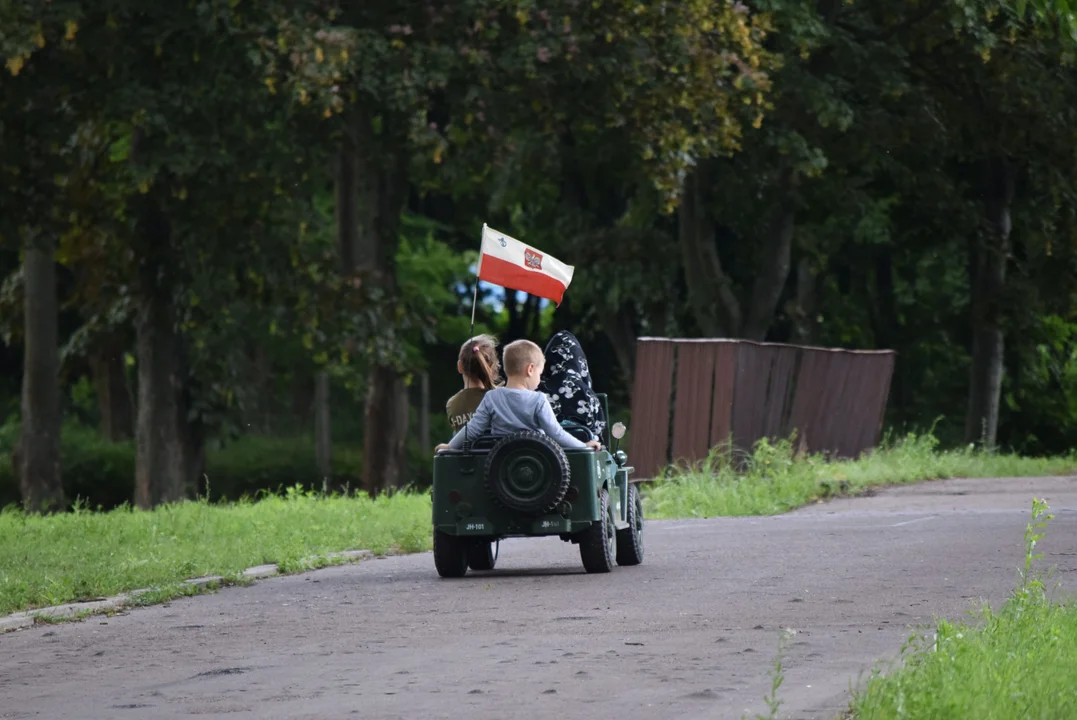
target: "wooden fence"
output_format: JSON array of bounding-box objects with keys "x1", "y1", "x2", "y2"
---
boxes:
[{"x1": 627, "y1": 338, "x2": 895, "y2": 479}]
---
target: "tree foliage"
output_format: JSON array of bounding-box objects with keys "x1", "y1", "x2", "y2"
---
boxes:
[{"x1": 3, "y1": 0, "x2": 1077, "y2": 509}]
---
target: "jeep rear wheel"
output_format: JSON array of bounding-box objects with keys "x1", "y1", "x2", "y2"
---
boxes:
[
  {"x1": 467, "y1": 539, "x2": 499, "y2": 571},
  {"x1": 578, "y1": 488, "x2": 616, "y2": 573},
  {"x1": 433, "y1": 530, "x2": 469, "y2": 578},
  {"x1": 616, "y1": 483, "x2": 644, "y2": 566},
  {"x1": 484, "y1": 431, "x2": 571, "y2": 515}
]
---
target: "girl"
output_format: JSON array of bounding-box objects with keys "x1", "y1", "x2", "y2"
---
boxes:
[
  {"x1": 445, "y1": 334, "x2": 503, "y2": 433},
  {"x1": 538, "y1": 330, "x2": 606, "y2": 438}
]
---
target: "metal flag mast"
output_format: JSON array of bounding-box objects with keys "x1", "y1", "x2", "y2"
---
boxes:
[
  {"x1": 463, "y1": 223, "x2": 488, "y2": 450},
  {"x1": 469, "y1": 224, "x2": 486, "y2": 342}
]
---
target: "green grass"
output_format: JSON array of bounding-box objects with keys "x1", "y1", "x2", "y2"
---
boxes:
[
  {"x1": 643, "y1": 432, "x2": 1077, "y2": 519},
  {"x1": 847, "y1": 499, "x2": 1077, "y2": 719},
  {"x1": 0, "y1": 486, "x2": 431, "y2": 616}
]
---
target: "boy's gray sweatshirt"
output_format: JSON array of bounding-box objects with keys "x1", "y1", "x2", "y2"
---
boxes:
[{"x1": 446, "y1": 387, "x2": 588, "y2": 450}]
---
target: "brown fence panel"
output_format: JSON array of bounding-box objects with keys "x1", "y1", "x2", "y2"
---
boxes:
[
  {"x1": 871, "y1": 353, "x2": 895, "y2": 447},
  {"x1": 730, "y1": 342, "x2": 770, "y2": 451},
  {"x1": 788, "y1": 349, "x2": 840, "y2": 455},
  {"x1": 785, "y1": 349, "x2": 820, "y2": 452},
  {"x1": 629, "y1": 339, "x2": 675, "y2": 479},
  {"x1": 787, "y1": 348, "x2": 895, "y2": 458},
  {"x1": 826, "y1": 353, "x2": 860, "y2": 456},
  {"x1": 762, "y1": 345, "x2": 800, "y2": 441},
  {"x1": 632, "y1": 337, "x2": 895, "y2": 475},
  {"x1": 837, "y1": 358, "x2": 868, "y2": 457},
  {"x1": 730, "y1": 343, "x2": 797, "y2": 451},
  {"x1": 847, "y1": 351, "x2": 892, "y2": 457},
  {"x1": 671, "y1": 342, "x2": 717, "y2": 465},
  {"x1": 709, "y1": 341, "x2": 738, "y2": 448},
  {"x1": 845, "y1": 352, "x2": 895, "y2": 455}
]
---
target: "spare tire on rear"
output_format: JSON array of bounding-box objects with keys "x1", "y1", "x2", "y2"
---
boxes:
[{"x1": 483, "y1": 431, "x2": 571, "y2": 515}]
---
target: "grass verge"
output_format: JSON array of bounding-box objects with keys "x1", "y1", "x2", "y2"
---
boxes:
[
  {"x1": 643, "y1": 432, "x2": 1077, "y2": 519},
  {"x1": 846, "y1": 498, "x2": 1077, "y2": 719},
  {"x1": 0, "y1": 486, "x2": 431, "y2": 616}
]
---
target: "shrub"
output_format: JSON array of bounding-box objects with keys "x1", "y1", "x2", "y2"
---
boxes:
[{"x1": 0, "y1": 423, "x2": 365, "y2": 510}]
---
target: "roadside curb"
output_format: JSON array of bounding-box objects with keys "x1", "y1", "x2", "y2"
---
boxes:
[{"x1": 0, "y1": 548, "x2": 376, "y2": 635}]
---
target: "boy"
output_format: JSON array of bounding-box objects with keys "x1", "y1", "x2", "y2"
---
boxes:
[{"x1": 435, "y1": 339, "x2": 602, "y2": 452}]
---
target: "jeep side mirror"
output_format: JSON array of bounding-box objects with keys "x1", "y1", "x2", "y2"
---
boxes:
[{"x1": 611, "y1": 422, "x2": 626, "y2": 453}]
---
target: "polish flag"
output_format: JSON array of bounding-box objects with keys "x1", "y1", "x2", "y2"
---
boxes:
[{"x1": 477, "y1": 225, "x2": 575, "y2": 305}]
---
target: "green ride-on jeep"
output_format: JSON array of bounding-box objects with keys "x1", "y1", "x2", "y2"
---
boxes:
[{"x1": 431, "y1": 393, "x2": 643, "y2": 577}]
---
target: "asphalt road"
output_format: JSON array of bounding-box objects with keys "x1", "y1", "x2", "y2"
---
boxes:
[{"x1": 2, "y1": 476, "x2": 1076, "y2": 720}]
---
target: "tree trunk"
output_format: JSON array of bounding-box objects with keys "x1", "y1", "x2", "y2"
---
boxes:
[
  {"x1": 419, "y1": 371, "x2": 430, "y2": 455},
  {"x1": 503, "y1": 292, "x2": 539, "y2": 344},
  {"x1": 291, "y1": 373, "x2": 313, "y2": 418},
  {"x1": 90, "y1": 335, "x2": 133, "y2": 441},
  {"x1": 645, "y1": 298, "x2": 672, "y2": 339},
  {"x1": 339, "y1": 110, "x2": 410, "y2": 496},
  {"x1": 134, "y1": 195, "x2": 193, "y2": 508},
  {"x1": 363, "y1": 365, "x2": 410, "y2": 494},
  {"x1": 505, "y1": 293, "x2": 520, "y2": 340},
  {"x1": 678, "y1": 163, "x2": 740, "y2": 337},
  {"x1": 871, "y1": 252, "x2": 897, "y2": 350},
  {"x1": 336, "y1": 116, "x2": 361, "y2": 273},
  {"x1": 314, "y1": 370, "x2": 331, "y2": 480},
  {"x1": 19, "y1": 235, "x2": 64, "y2": 513},
  {"x1": 313, "y1": 137, "x2": 362, "y2": 482},
  {"x1": 787, "y1": 257, "x2": 817, "y2": 345},
  {"x1": 602, "y1": 305, "x2": 638, "y2": 389},
  {"x1": 186, "y1": 410, "x2": 206, "y2": 499},
  {"x1": 965, "y1": 157, "x2": 1015, "y2": 449},
  {"x1": 524, "y1": 294, "x2": 541, "y2": 338},
  {"x1": 248, "y1": 344, "x2": 271, "y2": 433},
  {"x1": 742, "y1": 171, "x2": 797, "y2": 341}
]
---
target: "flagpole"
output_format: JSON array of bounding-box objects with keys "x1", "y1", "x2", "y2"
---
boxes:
[
  {"x1": 469, "y1": 280, "x2": 479, "y2": 340},
  {"x1": 470, "y1": 223, "x2": 486, "y2": 340},
  {"x1": 463, "y1": 223, "x2": 488, "y2": 452}
]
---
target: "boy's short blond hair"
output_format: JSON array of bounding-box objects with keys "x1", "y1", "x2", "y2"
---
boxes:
[{"x1": 503, "y1": 339, "x2": 544, "y2": 377}]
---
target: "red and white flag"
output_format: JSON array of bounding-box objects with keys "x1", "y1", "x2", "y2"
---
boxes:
[{"x1": 477, "y1": 225, "x2": 575, "y2": 305}]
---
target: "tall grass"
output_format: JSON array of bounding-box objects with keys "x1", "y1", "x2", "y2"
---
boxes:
[
  {"x1": 848, "y1": 498, "x2": 1077, "y2": 718},
  {"x1": 0, "y1": 486, "x2": 431, "y2": 615},
  {"x1": 643, "y1": 432, "x2": 1077, "y2": 519}
]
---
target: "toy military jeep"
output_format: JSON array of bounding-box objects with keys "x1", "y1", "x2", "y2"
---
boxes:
[{"x1": 431, "y1": 393, "x2": 643, "y2": 577}]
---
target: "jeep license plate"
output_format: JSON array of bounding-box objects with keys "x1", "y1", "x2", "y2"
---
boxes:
[
  {"x1": 532, "y1": 517, "x2": 569, "y2": 534},
  {"x1": 457, "y1": 519, "x2": 492, "y2": 534}
]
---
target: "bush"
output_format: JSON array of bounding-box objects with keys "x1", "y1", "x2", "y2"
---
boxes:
[
  {"x1": 205, "y1": 434, "x2": 364, "y2": 500},
  {"x1": 0, "y1": 423, "x2": 365, "y2": 510}
]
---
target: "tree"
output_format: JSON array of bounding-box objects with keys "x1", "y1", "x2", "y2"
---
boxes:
[
  {"x1": 262, "y1": 5, "x2": 421, "y2": 494},
  {"x1": 762, "y1": 0, "x2": 1077, "y2": 447},
  {"x1": 19, "y1": 235, "x2": 63, "y2": 512},
  {"x1": 0, "y1": 5, "x2": 86, "y2": 511},
  {"x1": 413, "y1": 0, "x2": 777, "y2": 393},
  {"x1": 4, "y1": 2, "x2": 393, "y2": 506},
  {"x1": 893, "y1": 2, "x2": 1077, "y2": 447}
]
